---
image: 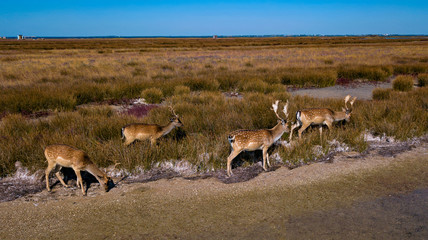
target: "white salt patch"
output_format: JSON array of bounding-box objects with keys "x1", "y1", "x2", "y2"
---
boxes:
[
  {"x1": 275, "y1": 140, "x2": 291, "y2": 148},
  {"x1": 153, "y1": 160, "x2": 197, "y2": 176},
  {"x1": 363, "y1": 131, "x2": 396, "y2": 143},
  {"x1": 269, "y1": 152, "x2": 283, "y2": 164},
  {"x1": 328, "y1": 139, "x2": 350, "y2": 152},
  {"x1": 4, "y1": 161, "x2": 42, "y2": 183},
  {"x1": 132, "y1": 98, "x2": 147, "y2": 105}
]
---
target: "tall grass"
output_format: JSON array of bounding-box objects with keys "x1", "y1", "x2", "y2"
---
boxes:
[
  {"x1": 392, "y1": 75, "x2": 414, "y2": 91},
  {"x1": 1, "y1": 88, "x2": 427, "y2": 177},
  {"x1": 1, "y1": 37, "x2": 427, "y2": 177}
]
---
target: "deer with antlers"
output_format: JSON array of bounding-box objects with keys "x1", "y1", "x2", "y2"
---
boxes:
[
  {"x1": 44, "y1": 144, "x2": 113, "y2": 196},
  {"x1": 122, "y1": 105, "x2": 183, "y2": 146},
  {"x1": 289, "y1": 95, "x2": 357, "y2": 142},
  {"x1": 226, "y1": 100, "x2": 290, "y2": 177}
]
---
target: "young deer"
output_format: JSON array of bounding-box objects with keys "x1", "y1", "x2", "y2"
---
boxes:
[
  {"x1": 44, "y1": 144, "x2": 113, "y2": 196},
  {"x1": 122, "y1": 106, "x2": 183, "y2": 146},
  {"x1": 226, "y1": 100, "x2": 290, "y2": 177},
  {"x1": 289, "y1": 95, "x2": 357, "y2": 142}
]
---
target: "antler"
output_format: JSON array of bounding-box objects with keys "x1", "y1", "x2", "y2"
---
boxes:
[
  {"x1": 169, "y1": 105, "x2": 179, "y2": 118},
  {"x1": 272, "y1": 100, "x2": 282, "y2": 120},
  {"x1": 272, "y1": 100, "x2": 289, "y2": 120},
  {"x1": 282, "y1": 100, "x2": 289, "y2": 120},
  {"x1": 344, "y1": 95, "x2": 351, "y2": 110},
  {"x1": 350, "y1": 96, "x2": 357, "y2": 108}
]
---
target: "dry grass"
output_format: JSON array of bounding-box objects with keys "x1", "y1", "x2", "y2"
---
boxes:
[
  {"x1": 392, "y1": 75, "x2": 414, "y2": 91},
  {"x1": 0, "y1": 37, "x2": 427, "y2": 177}
]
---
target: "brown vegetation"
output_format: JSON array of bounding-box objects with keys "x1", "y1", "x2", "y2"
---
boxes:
[{"x1": 0, "y1": 37, "x2": 427, "y2": 177}]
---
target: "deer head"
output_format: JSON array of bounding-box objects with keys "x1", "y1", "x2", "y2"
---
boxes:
[
  {"x1": 342, "y1": 95, "x2": 357, "y2": 122},
  {"x1": 272, "y1": 100, "x2": 290, "y2": 132},
  {"x1": 169, "y1": 105, "x2": 183, "y2": 127}
]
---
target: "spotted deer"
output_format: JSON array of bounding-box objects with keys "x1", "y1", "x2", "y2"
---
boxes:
[
  {"x1": 226, "y1": 100, "x2": 290, "y2": 177},
  {"x1": 44, "y1": 144, "x2": 113, "y2": 196},
  {"x1": 122, "y1": 106, "x2": 183, "y2": 146},
  {"x1": 289, "y1": 95, "x2": 357, "y2": 142}
]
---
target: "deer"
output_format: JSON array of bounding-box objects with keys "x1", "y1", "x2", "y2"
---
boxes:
[
  {"x1": 122, "y1": 106, "x2": 183, "y2": 146},
  {"x1": 226, "y1": 100, "x2": 290, "y2": 177},
  {"x1": 289, "y1": 95, "x2": 357, "y2": 142},
  {"x1": 44, "y1": 144, "x2": 113, "y2": 196}
]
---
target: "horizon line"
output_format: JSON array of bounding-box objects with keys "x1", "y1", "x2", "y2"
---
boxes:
[{"x1": 4, "y1": 33, "x2": 428, "y2": 39}]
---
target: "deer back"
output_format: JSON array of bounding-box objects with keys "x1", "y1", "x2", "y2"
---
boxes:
[
  {"x1": 122, "y1": 123, "x2": 163, "y2": 136},
  {"x1": 299, "y1": 108, "x2": 335, "y2": 124},
  {"x1": 44, "y1": 144, "x2": 93, "y2": 169}
]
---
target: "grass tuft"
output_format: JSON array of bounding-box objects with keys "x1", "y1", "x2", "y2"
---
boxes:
[{"x1": 392, "y1": 75, "x2": 414, "y2": 92}]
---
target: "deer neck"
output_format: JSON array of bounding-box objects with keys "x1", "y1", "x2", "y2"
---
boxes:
[
  {"x1": 269, "y1": 122, "x2": 286, "y2": 141},
  {"x1": 333, "y1": 111, "x2": 347, "y2": 122},
  {"x1": 161, "y1": 122, "x2": 177, "y2": 136},
  {"x1": 86, "y1": 164, "x2": 108, "y2": 180}
]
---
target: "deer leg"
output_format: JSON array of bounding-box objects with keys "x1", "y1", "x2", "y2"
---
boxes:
[
  {"x1": 86, "y1": 169, "x2": 105, "y2": 190},
  {"x1": 74, "y1": 169, "x2": 86, "y2": 196},
  {"x1": 262, "y1": 147, "x2": 269, "y2": 171},
  {"x1": 124, "y1": 138, "x2": 134, "y2": 146},
  {"x1": 298, "y1": 123, "x2": 310, "y2": 139},
  {"x1": 150, "y1": 137, "x2": 157, "y2": 146},
  {"x1": 319, "y1": 126, "x2": 323, "y2": 143},
  {"x1": 289, "y1": 122, "x2": 300, "y2": 142},
  {"x1": 54, "y1": 170, "x2": 69, "y2": 188},
  {"x1": 45, "y1": 162, "x2": 56, "y2": 192},
  {"x1": 226, "y1": 149, "x2": 242, "y2": 177}
]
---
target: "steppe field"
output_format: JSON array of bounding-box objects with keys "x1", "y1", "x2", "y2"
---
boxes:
[{"x1": 0, "y1": 36, "x2": 428, "y2": 239}]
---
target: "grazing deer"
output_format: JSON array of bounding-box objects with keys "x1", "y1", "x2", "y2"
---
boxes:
[
  {"x1": 289, "y1": 95, "x2": 357, "y2": 142},
  {"x1": 122, "y1": 106, "x2": 183, "y2": 146},
  {"x1": 44, "y1": 144, "x2": 113, "y2": 196},
  {"x1": 226, "y1": 100, "x2": 290, "y2": 177}
]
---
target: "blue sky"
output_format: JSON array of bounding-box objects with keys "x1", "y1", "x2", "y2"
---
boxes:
[{"x1": 1, "y1": 0, "x2": 427, "y2": 36}]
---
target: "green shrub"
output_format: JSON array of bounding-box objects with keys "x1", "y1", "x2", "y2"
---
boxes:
[
  {"x1": 372, "y1": 88, "x2": 392, "y2": 100},
  {"x1": 392, "y1": 75, "x2": 414, "y2": 92},
  {"x1": 141, "y1": 87, "x2": 164, "y2": 103},
  {"x1": 417, "y1": 73, "x2": 428, "y2": 87}
]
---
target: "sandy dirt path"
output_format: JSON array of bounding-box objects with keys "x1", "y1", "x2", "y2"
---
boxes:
[{"x1": 0, "y1": 139, "x2": 427, "y2": 239}]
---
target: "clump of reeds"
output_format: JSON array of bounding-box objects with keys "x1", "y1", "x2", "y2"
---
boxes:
[
  {"x1": 174, "y1": 85, "x2": 191, "y2": 95},
  {"x1": 392, "y1": 75, "x2": 414, "y2": 91},
  {"x1": 372, "y1": 88, "x2": 392, "y2": 100},
  {"x1": 337, "y1": 65, "x2": 391, "y2": 81},
  {"x1": 141, "y1": 88, "x2": 164, "y2": 103},
  {"x1": 417, "y1": 73, "x2": 428, "y2": 87},
  {"x1": 280, "y1": 68, "x2": 337, "y2": 87}
]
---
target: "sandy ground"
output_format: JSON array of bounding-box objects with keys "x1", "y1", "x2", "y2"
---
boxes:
[{"x1": 0, "y1": 137, "x2": 427, "y2": 239}]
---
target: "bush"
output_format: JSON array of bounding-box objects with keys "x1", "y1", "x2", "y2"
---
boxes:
[
  {"x1": 417, "y1": 73, "x2": 428, "y2": 87},
  {"x1": 174, "y1": 85, "x2": 191, "y2": 95},
  {"x1": 372, "y1": 88, "x2": 392, "y2": 100},
  {"x1": 280, "y1": 69, "x2": 336, "y2": 87},
  {"x1": 393, "y1": 64, "x2": 428, "y2": 75},
  {"x1": 141, "y1": 87, "x2": 164, "y2": 103},
  {"x1": 392, "y1": 75, "x2": 414, "y2": 92},
  {"x1": 183, "y1": 78, "x2": 220, "y2": 91},
  {"x1": 243, "y1": 80, "x2": 269, "y2": 93},
  {"x1": 337, "y1": 65, "x2": 390, "y2": 81}
]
